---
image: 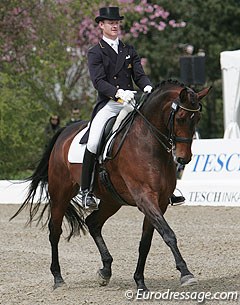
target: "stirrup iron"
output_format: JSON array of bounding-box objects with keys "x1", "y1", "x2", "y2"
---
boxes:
[{"x1": 80, "y1": 189, "x2": 99, "y2": 210}]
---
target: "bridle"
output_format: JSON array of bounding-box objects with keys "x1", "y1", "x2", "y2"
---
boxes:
[
  {"x1": 168, "y1": 99, "x2": 202, "y2": 145},
  {"x1": 134, "y1": 94, "x2": 202, "y2": 153}
]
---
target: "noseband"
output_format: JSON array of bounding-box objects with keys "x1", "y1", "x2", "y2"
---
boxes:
[{"x1": 168, "y1": 99, "x2": 202, "y2": 145}]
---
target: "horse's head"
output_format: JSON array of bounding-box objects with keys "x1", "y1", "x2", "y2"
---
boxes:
[
  {"x1": 138, "y1": 80, "x2": 211, "y2": 165},
  {"x1": 168, "y1": 84, "x2": 211, "y2": 165}
]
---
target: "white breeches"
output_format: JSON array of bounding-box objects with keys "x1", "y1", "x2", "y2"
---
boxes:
[{"x1": 87, "y1": 100, "x2": 134, "y2": 154}]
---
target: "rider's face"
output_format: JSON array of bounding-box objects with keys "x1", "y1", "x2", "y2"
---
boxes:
[{"x1": 99, "y1": 20, "x2": 121, "y2": 40}]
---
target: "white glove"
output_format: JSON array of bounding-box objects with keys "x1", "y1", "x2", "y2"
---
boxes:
[
  {"x1": 143, "y1": 85, "x2": 153, "y2": 94},
  {"x1": 115, "y1": 89, "x2": 137, "y2": 104}
]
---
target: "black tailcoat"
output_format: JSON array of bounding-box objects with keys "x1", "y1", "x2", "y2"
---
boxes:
[{"x1": 80, "y1": 39, "x2": 152, "y2": 143}]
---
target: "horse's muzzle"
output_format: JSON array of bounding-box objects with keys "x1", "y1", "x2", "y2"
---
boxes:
[{"x1": 176, "y1": 157, "x2": 191, "y2": 165}]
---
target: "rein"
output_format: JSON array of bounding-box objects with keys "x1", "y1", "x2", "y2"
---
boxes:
[{"x1": 134, "y1": 99, "x2": 173, "y2": 153}]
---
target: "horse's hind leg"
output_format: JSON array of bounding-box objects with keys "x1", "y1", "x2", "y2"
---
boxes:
[
  {"x1": 134, "y1": 216, "x2": 154, "y2": 291},
  {"x1": 48, "y1": 204, "x2": 66, "y2": 289},
  {"x1": 85, "y1": 200, "x2": 121, "y2": 286}
]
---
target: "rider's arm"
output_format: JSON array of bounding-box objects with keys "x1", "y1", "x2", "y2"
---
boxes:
[
  {"x1": 130, "y1": 46, "x2": 152, "y2": 91},
  {"x1": 88, "y1": 48, "x2": 118, "y2": 100}
]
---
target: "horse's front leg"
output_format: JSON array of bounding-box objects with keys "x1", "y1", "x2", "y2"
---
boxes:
[
  {"x1": 85, "y1": 201, "x2": 121, "y2": 286},
  {"x1": 140, "y1": 203, "x2": 197, "y2": 287},
  {"x1": 134, "y1": 216, "x2": 154, "y2": 291}
]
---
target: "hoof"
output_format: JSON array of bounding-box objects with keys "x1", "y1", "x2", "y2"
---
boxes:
[
  {"x1": 180, "y1": 274, "x2": 198, "y2": 286},
  {"x1": 136, "y1": 282, "x2": 149, "y2": 292},
  {"x1": 96, "y1": 269, "x2": 110, "y2": 286},
  {"x1": 137, "y1": 286, "x2": 149, "y2": 292},
  {"x1": 53, "y1": 279, "x2": 65, "y2": 290}
]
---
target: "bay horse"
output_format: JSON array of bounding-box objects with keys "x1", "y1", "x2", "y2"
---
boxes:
[{"x1": 11, "y1": 80, "x2": 211, "y2": 291}]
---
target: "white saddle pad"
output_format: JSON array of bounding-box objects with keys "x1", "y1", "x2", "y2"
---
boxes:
[
  {"x1": 68, "y1": 125, "x2": 116, "y2": 164},
  {"x1": 68, "y1": 106, "x2": 134, "y2": 164},
  {"x1": 68, "y1": 126, "x2": 88, "y2": 163}
]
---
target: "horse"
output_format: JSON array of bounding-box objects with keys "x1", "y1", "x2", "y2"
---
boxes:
[{"x1": 11, "y1": 80, "x2": 211, "y2": 291}]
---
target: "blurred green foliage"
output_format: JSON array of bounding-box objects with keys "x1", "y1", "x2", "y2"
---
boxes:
[{"x1": 1, "y1": 0, "x2": 240, "y2": 178}]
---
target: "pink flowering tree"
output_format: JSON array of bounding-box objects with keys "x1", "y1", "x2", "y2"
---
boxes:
[
  {"x1": 76, "y1": 1, "x2": 186, "y2": 53},
  {"x1": 0, "y1": 0, "x2": 185, "y2": 113},
  {"x1": 120, "y1": 0, "x2": 186, "y2": 38}
]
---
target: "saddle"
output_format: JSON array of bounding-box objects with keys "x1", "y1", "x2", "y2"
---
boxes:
[
  {"x1": 92, "y1": 110, "x2": 136, "y2": 206},
  {"x1": 96, "y1": 116, "x2": 116, "y2": 160},
  {"x1": 96, "y1": 110, "x2": 136, "y2": 162}
]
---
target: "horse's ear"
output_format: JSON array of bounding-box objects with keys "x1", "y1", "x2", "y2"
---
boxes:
[
  {"x1": 179, "y1": 88, "x2": 188, "y2": 103},
  {"x1": 197, "y1": 86, "x2": 212, "y2": 100}
]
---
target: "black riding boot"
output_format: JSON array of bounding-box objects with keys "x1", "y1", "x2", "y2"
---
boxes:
[
  {"x1": 81, "y1": 149, "x2": 98, "y2": 210},
  {"x1": 169, "y1": 194, "x2": 185, "y2": 206}
]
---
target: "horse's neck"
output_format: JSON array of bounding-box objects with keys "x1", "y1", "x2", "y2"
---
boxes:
[
  {"x1": 129, "y1": 106, "x2": 173, "y2": 159},
  {"x1": 141, "y1": 95, "x2": 170, "y2": 135}
]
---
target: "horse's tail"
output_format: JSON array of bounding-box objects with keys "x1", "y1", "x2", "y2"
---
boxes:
[
  {"x1": 10, "y1": 126, "x2": 88, "y2": 240},
  {"x1": 10, "y1": 127, "x2": 65, "y2": 224}
]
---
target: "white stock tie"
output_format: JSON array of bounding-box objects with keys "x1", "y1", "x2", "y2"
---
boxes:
[{"x1": 111, "y1": 43, "x2": 118, "y2": 54}]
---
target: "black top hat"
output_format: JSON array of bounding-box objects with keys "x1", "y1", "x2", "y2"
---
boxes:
[{"x1": 95, "y1": 7, "x2": 124, "y2": 23}]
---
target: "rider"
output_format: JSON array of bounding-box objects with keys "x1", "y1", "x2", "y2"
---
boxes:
[{"x1": 80, "y1": 6, "x2": 185, "y2": 209}]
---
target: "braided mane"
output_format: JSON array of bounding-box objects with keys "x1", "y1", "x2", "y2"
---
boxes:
[
  {"x1": 154, "y1": 79, "x2": 185, "y2": 91},
  {"x1": 153, "y1": 79, "x2": 198, "y2": 107}
]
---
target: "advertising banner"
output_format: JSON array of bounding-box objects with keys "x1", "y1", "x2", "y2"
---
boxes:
[
  {"x1": 1, "y1": 139, "x2": 240, "y2": 206},
  {"x1": 178, "y1": 139, "x2": 240, "y2": 206}
]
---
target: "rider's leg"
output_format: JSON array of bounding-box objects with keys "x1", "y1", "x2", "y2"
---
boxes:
[
  {"x1": 81, "y1": 148, "x2": 98, "y2": 209},
  {"x1": 112, "y1": 103, "x2": 134, "y2": 132},
  {"x1": 81, "y1": 101, "x2": 123, "y2": 209}
]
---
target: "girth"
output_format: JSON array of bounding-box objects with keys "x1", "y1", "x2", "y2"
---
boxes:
[{"x1": 99, "y1": 167, "x2": 129, "y2": 206}]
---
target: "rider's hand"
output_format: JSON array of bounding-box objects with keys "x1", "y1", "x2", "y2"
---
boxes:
[
  {"x1": 143, "y1": 85, "x2": 153, "y2": 94},
  {"x1": 115, "y1": 89, "x2": 137, "y2": 104}
]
